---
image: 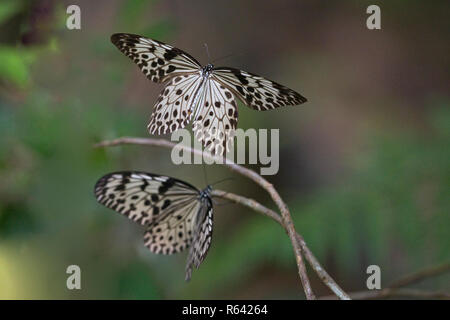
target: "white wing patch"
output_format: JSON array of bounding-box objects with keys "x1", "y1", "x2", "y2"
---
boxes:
[{"x1": 192, "y1": 79, "x2": 238, "y2": 155}]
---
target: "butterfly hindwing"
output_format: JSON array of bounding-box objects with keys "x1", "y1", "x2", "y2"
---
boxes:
[
  {"x1": 185, "y1": 198, "x2": 213, "y2": 281},
  {"x1": 111, "y1": 33, "x2": 201, "y2": 83},
  {"x1": 212, "y1": 67, "x2": 307, "y2": 111},
  {"x1": 192, "y1": 79, "x2": 238, "y2": 155},
  {"x1": 148, "y1": 74, "x2": 205, "y2": 135},
  {"x1": 144, "y1": 196, "x2": 201, "y2": 255}
]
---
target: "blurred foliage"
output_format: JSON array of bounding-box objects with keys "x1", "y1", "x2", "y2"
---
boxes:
[
  {"x1": 0, "y1": 46, "x2": 34, "y2": 87},
  {"x1": 118, "y1": 0, "x2": 176, "y2": 40},
  {"x1": 0, "y1": 1, "x2": 23, "y2": 24},
  {"x1": 0, "y1": 0, "x2": 449, "y2": 299},
  {"x1": 0, "y1": 0, "x2": 29, "y2": 88},
  {"x1": 294, "y1": 105, "x2": 450, "y2": 269}
]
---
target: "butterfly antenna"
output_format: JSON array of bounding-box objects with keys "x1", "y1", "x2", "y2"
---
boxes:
[
  {"x1": 204, "y1": 43, "x2": 211, "y2": 63},
  {"x1": 211, "y1": 53, "x2": 235, "y2": 64},
  {"x1": 210, "y1": 177, "x2": 234, "y2": 187},
  {"x1": 202, "y1": 162, "x2": 209, "y2": 186}
]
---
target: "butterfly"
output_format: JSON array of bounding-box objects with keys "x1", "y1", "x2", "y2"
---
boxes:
[
  {"x1": 111, "y1": 33, "x2": 307, "y2": 155},
  {"x1": 94, "y1": 171, "x2": 213, "y2": 281}
]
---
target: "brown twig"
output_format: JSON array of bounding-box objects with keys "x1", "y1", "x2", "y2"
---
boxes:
[
  {"x1": 94, "y1": 136, "x2": 350, "y2": 300},
  {"x1": 319, "y1": 262, "x2": 450, "y2": 300},
  {"x1": 389, "y1": 263, "x2": 450, "y2": 289},
  {"x1": 212, "y1": 190, "x2": 350, "y2": 300},
  {"x1": 322, "y1": 288, "x2": 450, "y2": 300}
]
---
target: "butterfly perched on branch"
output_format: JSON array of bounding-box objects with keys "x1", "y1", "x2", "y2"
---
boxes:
[
  {"x1": 94, "y1": 171, "x2": 213, "y2": 281},
  {"x1": 111, "y1": 33, "x2": 307, "y2": 155}
]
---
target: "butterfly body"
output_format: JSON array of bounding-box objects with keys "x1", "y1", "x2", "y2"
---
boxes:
[
  {"x1": 94, "y1": 171, "x2": 213, "y2": 280},
  {"x1": 202, "y1": 63, "x2": 215, "y2": 76},
  {"x1": 111, "y1": 33, "x2": 307, "y2": 155},
  {"x1": 199, "y1": 184, "x2": 213, "y2": 202},
  {"x1": 191, "y1": 184, "x2": 212, "y2": 228}
]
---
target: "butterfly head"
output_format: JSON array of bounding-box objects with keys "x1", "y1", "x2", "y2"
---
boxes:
[
  {"x1": 202, "y1": 64, "x2": 214, "y2": 77},
  {"x1": 200, "y1": 185, "x2": 212, "y2": 199}
]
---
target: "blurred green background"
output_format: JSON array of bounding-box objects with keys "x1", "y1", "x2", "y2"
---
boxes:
[{"x1": 0, "y1": 0, "x2": 449, "y2": 299}]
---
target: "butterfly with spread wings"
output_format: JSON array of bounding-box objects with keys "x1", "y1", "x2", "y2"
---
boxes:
[
  {"x1": 94, "y1": 171, "x2": 213, "y2": 281},
  {"x1": 111, "y1": 33, "x2": 307, "y2": 155}
]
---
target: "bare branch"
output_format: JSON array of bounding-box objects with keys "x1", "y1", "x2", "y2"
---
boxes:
[
  {"x1": 212, "y1": 189, "x2": 351, "y2": 300},
  {"x1": 295, "y1": 234, "x2": 351, "y2": 300},
  {"x1": 319, "y1": 262, "x2": 450, "y2": 300},
  {"x1": 96, "y1": 137, "x2": 450, "y2": 301},
  {"x1": 211, "y1": 190, "x2": 282, "y2": 224},
  {"x1": 389, "y1": 263, "x2": 450, "y2": 289},
  {"x1": 95, "y1": 136, "x2": 320, "y2": 299},
  {"x1": 322, "y1": 288, "x2": 450, "y2": 300}
]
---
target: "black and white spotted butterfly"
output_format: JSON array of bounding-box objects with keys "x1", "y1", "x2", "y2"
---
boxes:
[
  {"x1": 111, "y1": 33, "x2": 307, "y2": 155},
  {"x1": 94, "y1": 171, "x2": 213, "y2": 281}
]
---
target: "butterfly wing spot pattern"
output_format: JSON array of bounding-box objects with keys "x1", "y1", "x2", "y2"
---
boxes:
[
  {"x1": 212, "y1": 68, "x2": 307, "y2": 110},
  {"x1": 94, "y1": 171, "x2": 213, "y2": 281},
  {"x1": 192, "y1": 79, "x2": 238, "y2": 155},
  {"x1": 110, "y1": 33, "x2": 201, "y2": 83},
  {"x1": 111, "y1": 33, "x2": 307, "y2": 155},
  {"x1": 148, "y1": 74, "x2": 204, "y2": 135},
  {"x1": 185, "y1": 198, "x2": 213, "y2": 281}
]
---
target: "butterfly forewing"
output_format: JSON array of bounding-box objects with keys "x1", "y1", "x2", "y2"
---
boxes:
[
  {"x1": 95, "y1": 172, "x2": 198, "y2": 226},
  {"x1": 212, "y1": 67, "x2": 307, "y2": 111},
  {"x1": 111, "y1": 33, "x2": 201, "y2": 83},
  {"x1": 94, "y1": 171, "x2": 214, "y2": 280}
]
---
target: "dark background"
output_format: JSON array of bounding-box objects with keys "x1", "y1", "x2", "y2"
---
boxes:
[{"x1": 0, "y1": 0, "x2": 448, "y2": 299}]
